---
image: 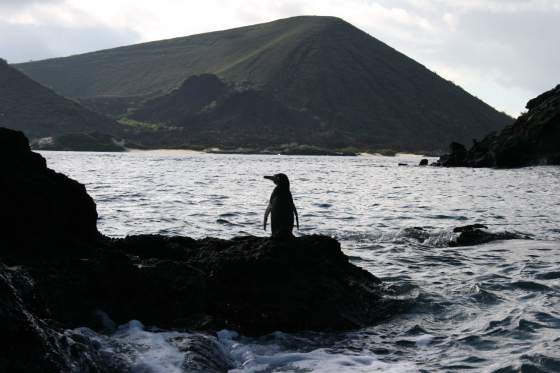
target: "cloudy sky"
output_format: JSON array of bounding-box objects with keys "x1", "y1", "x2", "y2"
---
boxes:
[{"x1": 1, "y1": 0, "x2": 558, "y2": 116}]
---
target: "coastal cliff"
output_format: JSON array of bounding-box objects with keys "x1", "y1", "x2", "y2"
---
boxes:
[{"x1": 437, "y1": 85, "x2": 560, "y2": 168}]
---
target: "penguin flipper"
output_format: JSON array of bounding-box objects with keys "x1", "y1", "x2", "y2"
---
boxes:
[
  {"x1": 293, "y1": 203, "x2": 299, "y2": 230},
  {"x1": 264, "y1": 205, "x2": 271, "y2": 231}
]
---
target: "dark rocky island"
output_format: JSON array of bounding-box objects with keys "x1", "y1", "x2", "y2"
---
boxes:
[
  {"x1": 0, "y1": 127, "x2": 389, "y2": 371},
  {"x1": 437, "y1": 84, "x2": 560, "y2": 168}
]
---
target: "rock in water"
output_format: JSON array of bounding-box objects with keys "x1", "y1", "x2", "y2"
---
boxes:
[
  {"x1": 0, "y1": 127, "x2": 100, "y2": 261},
  {"x1": 436, "y1": 84, "x2": 560, "y2": 168},
  {"x1": 0, "y1": 263, "x2": 130, "y2": 372},
  {"x1": 0, "y1": 264, "x2": 69, "y2": 372},
  {"x1": 37, "y1": 235, "x2": 388, "y2": 335},
  {"x1": 450, "y1": 224, "x2": 529, "y2": 247}
]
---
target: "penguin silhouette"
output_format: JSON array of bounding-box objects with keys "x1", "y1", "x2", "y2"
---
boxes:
[{"x1": 263, "y1": 173, "x2": 299, "y2": 238}]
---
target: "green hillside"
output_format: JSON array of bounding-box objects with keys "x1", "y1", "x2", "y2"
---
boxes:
[
  {"x1": 0, "y1": 58, "x2": 120, "y2": 142},
  {"x1": 14, "y1": 16, "x2": 513, "y2": 151}
]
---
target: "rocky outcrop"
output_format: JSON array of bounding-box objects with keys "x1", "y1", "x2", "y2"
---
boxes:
[
  {"x1": 1, "y1": 234, "x2": 388, "y2": 371},
  {"x1": 32, "y1": 235, "x2": 387, "y2": 335},
  {"x1": 449, "y1": 224, "x2": 529, "y2": 247},
  {"x1": 0, "y1": 263, "x2": 131, "y2": 372},
  {"x1": 436, "y1": 85, "x2": 560, "y2": 168},
  {"x1": 401, "y1": 224, "x2": 528, "y2": 247},
  {"x1": 0, "y1": 128, "x2": 100, "y2": 261},
  {"x1": 0, "y1": 264, "x2": 69, "y2": 372}
]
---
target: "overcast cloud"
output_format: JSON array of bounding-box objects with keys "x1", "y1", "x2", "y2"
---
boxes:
[{"x1": 1, "y1": 0, "x2": 558, "y2": 116}]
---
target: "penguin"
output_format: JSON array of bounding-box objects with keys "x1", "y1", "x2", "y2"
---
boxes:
[{"x1": 263, "y1": 173, "x2": 299, "y2": 238}]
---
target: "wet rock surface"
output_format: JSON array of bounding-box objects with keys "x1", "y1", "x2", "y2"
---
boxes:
[
  {"x1": 401, "y1": 224, "x2": 528, "y2": 247},
  {"x1": 436, "y1": 84, "x2": 560, "y2": 168},
  {"x1": 0, "y1": 263, "x2": 122, "y2": 373},
  {"x1": 110, "y1": 234, "x2": 386, "y2": 333},
  {"x1": 450, "y1": 224, "x2": 529, "y2": 247},
  {"x1": 24, "y1": 234, "x2": 386, "y2": 336}
]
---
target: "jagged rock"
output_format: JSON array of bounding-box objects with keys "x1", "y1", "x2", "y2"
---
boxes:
[
  {"x1": 401, "y1": 227, "x2": 430, "y2": 243},
  {"x1": 2, "y1": 258, "x2": 127, "y2": 372},
  {"x1": 450, "y1": 224, "x2": 528, "y2": 247},
  {"x1": 436, "y1": 142, "x2": 468, "y2": 167},
  {"x1": 0, "y1": 264, "x2": 68, "y2": 372},
  {"x1": 31, "y1": 235, "x2": 387, "y2": 335},
  {"x1": 173, "y1": 334, "x2": 234, "y2": 372},
  {"x1": 0, "y1": 264, "x2": 122, "y2": 373},
  {"x1": 452, "y1": 224, "x2": 488, "y2": 233},
  {"x1": 436, "y1": 85, "x2": 560, "y2": 168},
  {"x1": 401, "y1": 224, "x2": 528, "y2": 247},
  {"x1": 0, "y1": 127, "x2": 100, "y2": 261}
]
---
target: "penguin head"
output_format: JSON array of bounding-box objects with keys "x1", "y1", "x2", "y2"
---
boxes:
[{"x1": 264, "y1": 173, "x2": 290, "y2": 188}]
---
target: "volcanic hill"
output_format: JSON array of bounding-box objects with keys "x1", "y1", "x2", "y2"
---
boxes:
[{"x1": 14, "y1": 16, "x2": 513, "y2": 151}]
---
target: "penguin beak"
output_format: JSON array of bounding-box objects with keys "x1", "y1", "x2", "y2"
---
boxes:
[{"x1": 264, "y1": 175, "x2": 275, "y2": 182}]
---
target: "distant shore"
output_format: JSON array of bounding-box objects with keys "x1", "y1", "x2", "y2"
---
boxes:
[
  {"x1": 125, "y1": 148, "x2": 204, "y2": 155},
  {"x1": 36, "y1": 146, "x2": 438, "y2": 158}
]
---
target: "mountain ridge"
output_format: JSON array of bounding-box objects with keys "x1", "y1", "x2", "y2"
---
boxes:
[{"x1": 0, "y1": 58, "x2": 120, "y2": 141}]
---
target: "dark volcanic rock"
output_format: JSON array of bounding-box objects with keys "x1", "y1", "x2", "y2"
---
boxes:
[
  {"x1": 401, "y1": 224, "x2": 528, "y2": 247},
  {"x1": 0, "y1": 264, "x2": 69, "y2": 372},
  {"x1": 436, "y1": 85, "x2": 560, "y2": 168},
  {"x1": 450, "y1": 224, "x2": 528, "y2": 247},
  {"x1": 0, "y1": 127, "x2": 100, "y2": 261},
  {"x1": 0, "y1": 264, "x2": 121, "y2": 373},
  {"x1": 438, "y1": 142, "x2": 468, "y2": 167},
  {"x1": 36, "y1": 235, "x2": 387, "y2": 335}
]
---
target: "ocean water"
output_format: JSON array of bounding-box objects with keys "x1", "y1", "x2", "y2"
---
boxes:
[{"x1": 43, "y1": 151, "x2": 560, "y2": 372}]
